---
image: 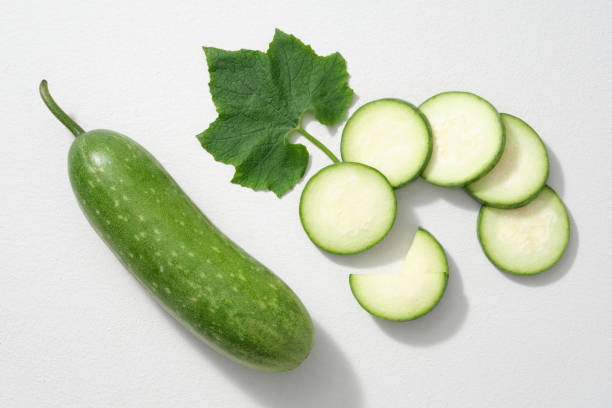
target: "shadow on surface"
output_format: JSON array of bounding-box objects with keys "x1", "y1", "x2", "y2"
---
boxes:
[
  {"x1": 159, "y1": 312, "x2": 363, "y2": 408},
  {"x1": 546, "y1": 147, "x2": 564, "y2": 196},
  {"x1": 399, "y1": 178, "x2": 480, "y2": 212},
  {"x1": 373, "y1": 252, "x2": 468, "y2": 345}
]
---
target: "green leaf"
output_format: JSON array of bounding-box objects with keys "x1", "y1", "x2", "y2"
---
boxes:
[{"x1": 198, "y1": 29, "x2": 353, "y2": 197}]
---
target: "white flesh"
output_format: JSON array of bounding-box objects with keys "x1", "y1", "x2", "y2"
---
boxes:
[
  {"x1": 467, "y1": 114, "x2": 548, "y2": 207},
  {"x1": 300, "y1": 163, "x2": 396, "y2": 254},
  {"x1": 341, "y1": 99, "x2": 431, "y2": 187},
  {"x1": 478, "y1": 186, "x2": 569, "y2": 275},
  {"x1": 419, "y1": 92, "x2": 504, "y2": 185},
  {"x1": 350, "y1": 229, "x2": 448, "y2": 321}
]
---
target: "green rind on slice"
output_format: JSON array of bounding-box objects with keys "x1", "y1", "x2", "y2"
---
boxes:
[
  {"x1": 419, "y1": 91, "x2": 505, "y2": 186},
  {"x1": 341, "y1": 98, "x2": 432, "y2": 187},
  {"x1": 466, "y1": 113, "x2": 549, "y2": 208},
  {"x1": 349, "y1": 228, "x2": 448, "y2": 321},
  {"x1": 478, "y1": 186, "x2": 570, "y2": 275},
  {"x1": 299, "y1": 162, "x2": 396, "y2": 254}
]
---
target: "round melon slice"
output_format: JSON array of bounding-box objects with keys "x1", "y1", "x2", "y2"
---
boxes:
[
  {"x1": 419, "y1": 91, "x2": 505, "y2": 186},
  {"x1": 478, "y1": 186, "x2": 570, "y2": 275},
  {"x1": 341, "y1": 99, "x2": 432, "y2": 187},
  {"x1": 466, "y1": 113, "x2": 549, "y2": 208},
  {"x1": 300, "y1": 162, "x2": 396, "y2": 254},
  {"x1": 349, "y1": 228, "x2": 448, "y2": 321}
]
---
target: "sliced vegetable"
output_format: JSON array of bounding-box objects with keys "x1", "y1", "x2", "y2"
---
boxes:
[
  {"x1": 349, "y1": 228, "x2": 448, "y2": 321},
  {"x1": 340, "y1": 99, "x2": 431, "y2": 187},
  {"x1": 419, "y1": 91, "x2": 505, "y2": 186},
  {"x1": 40, "y1": 80, "x2": 314, "y2": 372},
  {"x1": 299, "y1": 162, "x2": 396, "y2": 254},
  {"x1": 478, "y1": 186, "x2": 570, "y2": 275},
  {"x1": 466, "y1": 113, "x2": 549, "y2": 208}
]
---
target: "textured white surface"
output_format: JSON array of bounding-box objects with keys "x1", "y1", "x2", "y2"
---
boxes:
[{"x1": 2, "y1": 1, "x2": 612, "y2": 406}]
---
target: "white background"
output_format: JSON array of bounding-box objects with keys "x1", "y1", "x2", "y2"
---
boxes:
[{"x1": 2, "y1": 1, "x2": 612, "y2": 406}]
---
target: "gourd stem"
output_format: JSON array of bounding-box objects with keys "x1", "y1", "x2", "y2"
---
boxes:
[
  {"x1": 296, "y1": 127, "x2": 340, "y2": 163},
  {"x1": 39, "y1": 80, "x2": 85, "y2": 137}
]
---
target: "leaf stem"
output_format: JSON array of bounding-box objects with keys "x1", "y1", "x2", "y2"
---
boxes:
[
  {"x1": 296, "y1": 127, "x2": 340, "y2": 163},
  {"x1": 39, "y1": 80, "x2": 85, "y2": 137}
]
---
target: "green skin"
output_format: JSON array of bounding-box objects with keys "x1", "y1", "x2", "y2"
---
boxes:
[
  {"x1": 419, "y1": 91, "x2": 506, "y2": 187},
  {"x1": 40, "y1": 80, "x2": 314, "y2": 372},
  {"x1": 340, "y1": 98, "x2": 433, "y2": 188}
]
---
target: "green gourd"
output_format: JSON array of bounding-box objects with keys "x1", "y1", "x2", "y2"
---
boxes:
[{"x1": 40, "y1": 80, "x2": 313, "y2": 372}]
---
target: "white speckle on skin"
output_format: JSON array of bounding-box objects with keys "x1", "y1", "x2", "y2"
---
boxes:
[
  {"x1": 216, "y1": 273, "x2": 223, "y2": 279},
  {"x1": 238, "y1": 274, "x2": 246, "y2": 281},
  {"x1": 134, "y1": 234, "x2": 141, "y2": 241},
  {"x1": 152, "y1": 282, "x2": 158, "y2": 288},
  {"x1": 212, "y1": 246, "x2": 220, "y2": 253},
  {"x1": 171, "y1": 250, "x2": 178, "y2": 257},
  {"x1": 206, "y1": 258, "x2": 211, "y2": 264},
  {"x1": 122, "y1": 194, "x2": 129, "y2": 201},
  {"x1": 128, "y1": 252, "x2": 134, "y2": 258},
  {"x1": 114, "y1": 200, "x2": 119, "y2": 207},
  {"x1": 95, "y1": 209, "x2": 100, "y2": 215},
  {"x1": 110, "y1": 185, "x2": 116, "y2": 191},
  {"x1": 153, "y1": 228, "x2": 161, "y2": 235},
  {"x1": 179, "y1": 221, "x2": 185, "y2": 226},
  {"x1": 232, "y1": 286, "x2": 238, "y2": 292},
  {"x1": 164, "y1": 287, "x2": 171, "y2": 294},
  {"x1": 188, "y1": 252, "x2": 194, "y2": 257},
  {"x1": 159, "y1": 265, "x2": 164, "y2": 272},
  {"x1": 154, "y1": 251, "x2": 161, "y2": 257},
  {"x1": 105, "y1": 220, "x2": 111, "y2": 225},
  {"x1": 88, "y1": 180, "x2": 95, "y2": 187},
  {"x1": 138, "y1": 215, "x2": 145, "y2": 221},
  {"x1": 119, "y1": 178, "x2": 124, "y2": 183}
]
